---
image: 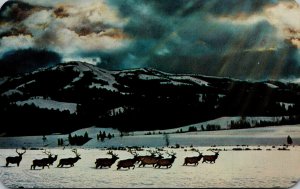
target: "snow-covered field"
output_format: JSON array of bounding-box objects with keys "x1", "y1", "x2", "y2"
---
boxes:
[
  {"x1": 15, "y1": 97, "x2": 77, "y2": 114},
  {"x1": 0, "y1": 146, "x2": 299, "y2": 188},
  {"x1": 1, "y1": 120, "x2": 300, "y2": 188},
  {"x1": 1, "y1": 119, "x2": 300, "y2": 148}
]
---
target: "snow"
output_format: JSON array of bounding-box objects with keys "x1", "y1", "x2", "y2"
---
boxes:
[
  {"x1": 75, "y1": 63, "x2": 119, "y2": 92},
  {"x1": 118, "y1": 72, "x2": 135, "y2": 77},
  {"x1": 72, "y1": 72, "x2": 84, "y2": 83},
  {"x1": 16, "y1": 80, "x2": 36, "y2": 90},
  {"x1": 138, "y1": 74, "x2": 162, "y2": 80},
  {"x1": 143, "y1": 116, "x2": 287, "y2": 134},
  {"x1": 198, "y1": 94, "x2": 204, "y2": 102},
  {"x1": 0, "y1": 123, "x2": 299, "y2": 148},
  {"x1": 160, "y1": 81, "x2": 192, "y2": 86},
  {"x1": 170, "y1": 76, "x2": 209, "y2": 86},
  {"x1": 15, "y1": 97, "x2": 77, "y2": 114},
  {"x1": 0, "y1": 77, "x2": 8, "y2": 86},
  {"x1": 0, "y1": 146, "x2": 299, "y2": 188},
  {"x1": 266, "y1": 83, "x2": 279, "y2": 89},
  {"x1": 83, "y1": 64, "x2": 119, "y2": 92},
  {"x1": 278, "y1": 102, "x2": 295, "y2": 110},
  {"x1": 59, "y1": 62, "x2": 119, "y2": 92},
  {"x1": 1, "y1": 89, "x2": 23, "y2": 97},
  {"x1": 1, "y1": 116, "x2": 300, "y2": 187},
  {"x1": 88, "y1": 82, "x2": 118, "y2": 92},
  {"x1": 108, "y1": 107, "x2": 125, "y2": 116}
]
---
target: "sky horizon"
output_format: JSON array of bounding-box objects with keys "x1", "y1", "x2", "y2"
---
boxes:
[{"x1": 0, "y1": 0, "x2": 300, "y2": 81}]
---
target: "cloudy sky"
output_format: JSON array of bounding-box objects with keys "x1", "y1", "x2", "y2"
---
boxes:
[{"x1": 0, "y1": 0, "x2": 300, "y2": 80}]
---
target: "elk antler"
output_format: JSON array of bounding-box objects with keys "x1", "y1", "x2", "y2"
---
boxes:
[
  {"x1": 166, "y1": 151, "x2": 176, "y2": 156},
  {"x1": 147, "y1": 149, "x2": 156, "y2": 156},
  {"x1": 128, "y1": 148, "x2": 137, "y2": 156},
  {"x1": 107, "y1": 150, "x2": 118, "y2": 157},
  {"x1": 16, "y1": 148, "x2": 26, "y2": 155},
  {"x1": 156, "y1": 151, "x2": 163, "y2": 158},
  {"x1": 43, "y1": 149, "x2": 52, "y2": 156},
  {"x1": 72, "y1": 149, "x2": 80, "y2": 157}
]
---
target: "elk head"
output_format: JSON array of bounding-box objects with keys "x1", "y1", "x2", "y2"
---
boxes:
[
  {"x1": 43, "y1": 149, "x2": 52, "y2": 157},
  {"x1": 16, "y1": 148, "x2": 26, "y2": 156},
  {"x1": 128, "y1": 148, "x2": 139, "y2": 161},
  {"x1": 147, "y1": 150, "x2": 156, "y2": 157},
  {"x1": 166, "y1": 151, "x2": 176, "y2": 159},
  {"x1": 195, "y1": 149, "x2": 202, "y2": 157},
  {"x1": 156, "y1": 151, "x2": 164, "y2": 159},
  {"x1": 72, "y1": 149, "x2": 81, "y2": 159},
  {"x1": 107, "y1": 150, "x2": 119, "y2": 160}
]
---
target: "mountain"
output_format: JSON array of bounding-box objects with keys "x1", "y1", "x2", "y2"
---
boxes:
[{"x1": 1, "y1": 62, "x2": 300, "y2": 136}]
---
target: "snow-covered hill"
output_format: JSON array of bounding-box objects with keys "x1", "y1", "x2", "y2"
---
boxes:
[
  {"x1": 1, "y1": 61, "x2": 300, "y2": 136},
  {"x1": 0, "y1": 116, "x2": 299, "y2": 148}
]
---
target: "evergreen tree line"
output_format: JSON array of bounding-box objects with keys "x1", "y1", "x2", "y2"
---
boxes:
[{"x1": 97, "y1": 130, "x2": 114, "y2": 142}]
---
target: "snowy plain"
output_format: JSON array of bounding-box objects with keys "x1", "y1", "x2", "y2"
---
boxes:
[
  {"x1": 0, "y1": 117, "x2": 300, "y2": 188},
  {"x1": 0, "y1": 146, "x2": 300, "y2": 188}
]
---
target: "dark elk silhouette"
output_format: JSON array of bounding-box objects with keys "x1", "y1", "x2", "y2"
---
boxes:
[
  {"x1": 31, "y1": 150, "x2": 58, "y2": 170},
  {"x1": 154, "y1": 152, "x2": 176, "y2": 168},
  {"x1": 6, "y1": 148, "x2": 26, "y2": 167},
  {"x1": 183, "y1": 149, "x2": 203, "y2": 166},
  {"x1": 138, "y1": 150, "x2": 164, "y2": 167},
  {"x1": 135, "y1": 149, "x2": 156, "y2": 164},
  {"x1": 57, "y1": 149, "x2": 81, "y2": 167},
  {"x1": 95, "y1": 151, "x2": 119, "y2": 169},
  {"x1": 116, "y1": 149, "x2": 139, "y2": 170},
  {"x1": 202, "y1": 151, "x2": 219, "y2": 164}
]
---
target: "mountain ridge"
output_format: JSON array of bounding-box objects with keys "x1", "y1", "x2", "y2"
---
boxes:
[{"x1": 1, "y1": 61, "x2": 300, "y2": 136}]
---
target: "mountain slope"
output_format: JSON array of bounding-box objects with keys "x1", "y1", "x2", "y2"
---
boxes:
[{"x1": 1, "y1": 62, "x2": 300, "y2": 136}]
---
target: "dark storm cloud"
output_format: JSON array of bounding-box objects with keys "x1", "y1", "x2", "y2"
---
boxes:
[
  {"x1": 0, "y1": 0, "x2": 300, "y2": 80},
  {"x1": 0, "y1": 0, "x2": 47, "y2": 22},
  {"x1": 0, "y1": 27, "x2": 32, "y2": 37},
  {"x1": 0, "y1": 49, "x2": 61, "y2": 76},
  {"x1": 95, "y1": 0, "x2": 300, "y2": 80}
]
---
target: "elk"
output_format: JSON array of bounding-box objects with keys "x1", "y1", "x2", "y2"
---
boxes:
[
  {"x1": 135, "y1": 150, "x2": 156, "y2": 164},
  {"x1": 202, "y1": 151, "x2": 219, "y2": 164},
  {"x1": 31, "y1": 150, "x2": 58, "y2": 170},
  {"x1": 138, "y1": 151, "x2": 164, "y2": 167},
  {"x1": 183, "y1": 149, "x2": 203, "y2": 166},
  {"x1": 116, "y1": 149, "x2": 139, "y2": 170},
  {"x1": 154, "y1": 152, "x2": 176, "y2": 169},
  {"x1": 6, "y1": 148, "x2": 26, "y2": 167},
  {"x1": 95, "y1": 151, "x2": 119, "y2": 169},
  {"x1": 57, "y1": 149, "x2": 81, "y2": 167}
]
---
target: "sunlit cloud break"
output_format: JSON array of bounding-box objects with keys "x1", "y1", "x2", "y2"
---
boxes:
[{"x1": 0, "y1": 0, "x2": 300, "y2": 80}]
